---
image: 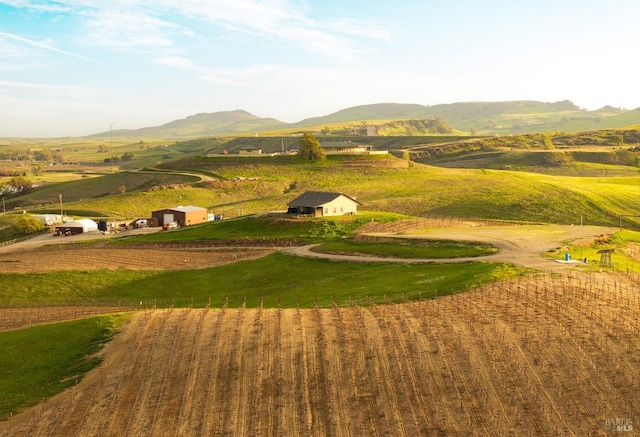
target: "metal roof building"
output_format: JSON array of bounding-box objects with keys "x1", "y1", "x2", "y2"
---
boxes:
[{"x1": 151, "y1": 206, "x2": 208, "y2": 227}]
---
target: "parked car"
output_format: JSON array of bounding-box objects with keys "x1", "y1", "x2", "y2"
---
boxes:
[
  {"x1": 131, "y1": 218, "x2": 148, "y2": 228},
  {"x1": 163, "y1": 221, "x2": 179, "y2": 230}
]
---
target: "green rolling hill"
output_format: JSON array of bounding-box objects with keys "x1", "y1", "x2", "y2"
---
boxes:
[{"x1": 82, "y1": 101, "x2": 640, "y2": 140}]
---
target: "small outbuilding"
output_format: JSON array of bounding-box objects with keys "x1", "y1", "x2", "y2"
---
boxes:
[
  {"x1": 54, "y1": 219, "x2": 98, "y2": 236},
  {"x1": 287, "y1": 191, "x2": 361, "y2": 217},
  {"x1": 238, "y1": 147, "x2": 263, "y2": 155},
  {"x1": 151, "y1": 206, "x2": 208, "y2": 227},
  {"x1": 320, "y1": 142, "x2": 387, "y2": 155}
]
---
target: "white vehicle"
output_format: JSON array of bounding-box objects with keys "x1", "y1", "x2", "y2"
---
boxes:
[
  {"x1": 132, "y1": 218, "x2": 148, "y2": 228},
  {"x1": 164, "y1": 221, "x2": 178, "y2": 230}
]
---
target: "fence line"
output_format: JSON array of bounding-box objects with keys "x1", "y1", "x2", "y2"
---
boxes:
[
  {"x1": 3, "y1": 270, "x2": 639, "y2": 332},
  {"x1": 354, "y1": 216, "x2": 542, "y2": 234},
  {"x1": 3, "y1": 269, "x2": 640, "y2": 434}
]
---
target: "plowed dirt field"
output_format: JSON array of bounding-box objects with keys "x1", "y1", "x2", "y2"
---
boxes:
[
  {"x1": 0, "y1": 245, "x2": 273, "y2": 273},
  {"x1": 3, "y1": 274, "x2": 639, "y2": 436}
]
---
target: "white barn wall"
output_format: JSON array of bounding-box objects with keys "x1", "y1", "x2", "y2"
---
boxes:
[{"x1": 322, "y1": 196, "x2": 358, "y2": 216}]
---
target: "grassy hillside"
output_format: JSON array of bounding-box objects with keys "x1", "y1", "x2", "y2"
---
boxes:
[
  {"x1": 168, "y1": 125, "x2": 640, "y2": 158},
  {"x1": 5, "y1": 143, "x2": 640, "y2": 228},
  {"x1": 152, "y1": 155, "x2": 633, "y2": 227},
  {"x1": 5, "y1": 171, "x2": 200, "y2": 213},
  {"x1": 171, "y1": 134, "x2": 471, "y2": 156},
  {"x1": 89, "y1": 110, "x2": 287, "y2": 139},
  {"x1": 294, "y1": 101, "x2": 640, "y2": 136},
  {"x1": 0, "y1": 314, "x2": 127, "y2": 419},
  {"x1": 9, "y1": 100, "x2": 636, "y2": 145},
  {"x1": 4, "y1": 153, "x2": 634, "y2": 227},
  {"x1": 405, "y1": 127, "x2": 640, "y2": 172},
  {"x1": 0, "y1": 253, "x2": 528, "y2": 308}
]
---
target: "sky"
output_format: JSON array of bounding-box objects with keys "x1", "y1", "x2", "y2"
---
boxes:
[{"x1": 1, "y1": 0, "x2": 640, "y2": 137}]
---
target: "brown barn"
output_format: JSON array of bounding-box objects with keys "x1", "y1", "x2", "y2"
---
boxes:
[{"x1": 151, "y1": 206, "x2": 208, "y2": 227}]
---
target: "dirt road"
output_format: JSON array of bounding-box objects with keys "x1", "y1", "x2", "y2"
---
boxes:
[
  {"x1": 0, "y1": 226, "x2": 162, "y2": 254},
  {"x1": 283, "y1": 224, "x2": 616, "y2": 272}
]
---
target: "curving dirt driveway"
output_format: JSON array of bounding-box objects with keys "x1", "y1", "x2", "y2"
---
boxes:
[
  {"x1": 1, "y1": 224, "x2": 616, "y2": 273},
  {"x1": 283, "y1": 224, "x2": 616, "y2": 272},
  {"x1": 0, "y1": 226, "x2": 162, "y2": 255}
]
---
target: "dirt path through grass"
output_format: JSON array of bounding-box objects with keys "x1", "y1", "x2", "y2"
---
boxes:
[{"x1": 284, "y1": 224, "x2": 615, "y2": 273}]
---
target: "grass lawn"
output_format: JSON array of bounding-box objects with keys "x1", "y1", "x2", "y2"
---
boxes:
[
  {"x1": 9, "y1": 153, "x2": 637, "y2": 228},
  {"x1": 120, "y1": 212, "x2": 409, "y2": 244},
  {"x1": 313, "y1": 238, "x2": 498, "y2": 258},
  {"x1": 0, "y1": 314, "x2": 128, "y2": 420},
  {"x1": 0, "y1": 253, "x2": 531, "y2": 309},
  {"x1": 546, "y1": 229, "x2": 640, "y2": 272}
]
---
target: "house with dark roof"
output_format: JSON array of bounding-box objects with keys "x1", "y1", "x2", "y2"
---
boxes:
[{"x1": 287, "y1": 191, "x2": 361, "y2": 217}]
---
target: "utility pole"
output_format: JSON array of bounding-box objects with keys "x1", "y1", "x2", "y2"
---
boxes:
[
  {"x1": 59, "y1": 194, "x2": 63, "y2": 216},
  {"x1": 1, "y1": 195, "x2": 5, "y2": 213}
]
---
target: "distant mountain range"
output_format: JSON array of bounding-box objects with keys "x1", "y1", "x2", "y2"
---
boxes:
[{"x1": 90, "y1": 100, "x2": 640, "y2": 139}]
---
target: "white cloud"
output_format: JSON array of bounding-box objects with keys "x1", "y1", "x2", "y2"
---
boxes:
[
  {"x1": 0, "y1": 0, "x2": 71, "y2": 13},
  {"x1": 0, "y1": 79, "x2": 99, "y2": 98},
  {"x1": 198, "y1": 64, "x2": 280, "y2": 87},
  {"x1": 5, "y1": 0, "x2": 389, "y2": 59},
  {"x1": 155, "y1": 55, "x2": 198, "y2": 71},
  {"x1": 194, "y1": 63, "x2": 435, "y2": 121},
  {"x1": 82, "y1": 9, "x2": 182, "y2": 49},
  {"x1": 167, "y1": 0, "x2": 387, "y2": 58},
  {"x1": 0, "y1": 31, "x2": 93, "y2": 61}
]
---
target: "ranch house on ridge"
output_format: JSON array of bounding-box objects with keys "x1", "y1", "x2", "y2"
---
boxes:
[{"x1": 287, "y1": 191, "x2": 361, "y2": 217}]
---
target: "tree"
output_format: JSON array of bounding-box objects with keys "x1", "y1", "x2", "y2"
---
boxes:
[
  {"x1": 121, "y1": 152, "x2": 134, "y2": 161},
  {"x1": 0, "y1": 176, "x2": 32, "y2": 196},
  {"x1": 297, "y1": 132, "x2": 325, "y2": 161},
  {"x1": 32, "y1": 149, "x2": 53, "y2": 162},
  {"x1": 485, "y1": 119, "x2": 498, "y2": 129},
  {"x1": 13, "y1": 214, "x2": 45, "y2": 235},
  {"x1": 433, "y1": 116, "x2": 452, "y2": 133}
]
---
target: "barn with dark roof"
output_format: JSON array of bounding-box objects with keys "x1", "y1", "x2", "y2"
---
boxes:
[{"x1": 287, "y1": 191, "x2": 361, "y2": 217}]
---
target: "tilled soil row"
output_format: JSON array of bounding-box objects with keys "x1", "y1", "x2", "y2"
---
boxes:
[
  {"x1": 2, "y1": 273, "x2": 639, "y2": 436},
  {"x1": 0, "y1": 246, "x2": 274, "y2": 273}
]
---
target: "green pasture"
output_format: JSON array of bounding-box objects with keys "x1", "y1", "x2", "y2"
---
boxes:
[
  {"x1": 524, "y1": 173, "x2": 640, "y2": 227},
  {"x1": 422, "y1": 150, "x2": 640, "y2": 177},
  {"x1": 64, "y1": 186, "x2": 221, "y2": 219},
  {"x1": 5, "y1": 145, "x2": 640, "y2": 234},
  {"x1": 153, "y1": 155, "x2": 628, "y2": 226},
  {"x1": 0, "y1": 214, "x2": 20, "y2": 241},
  {"x1": 125, "y1": 212, "x2": 407, "y2": 244},
  {"x1": 0, "y1": 253, "x2": 531, "y2": 308},
  {"x1": 547, "y1": 229, "x2": 640, "y2": 272},
  {"x1": 6, "y1": 171, "x2": 200, "y2": 212},
  {"x1": 314, "y1": 238, "x2": 498, "y2": 258},
  {"x1": 0, "y1": 314, "x2": 128, "y2": 420}
]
